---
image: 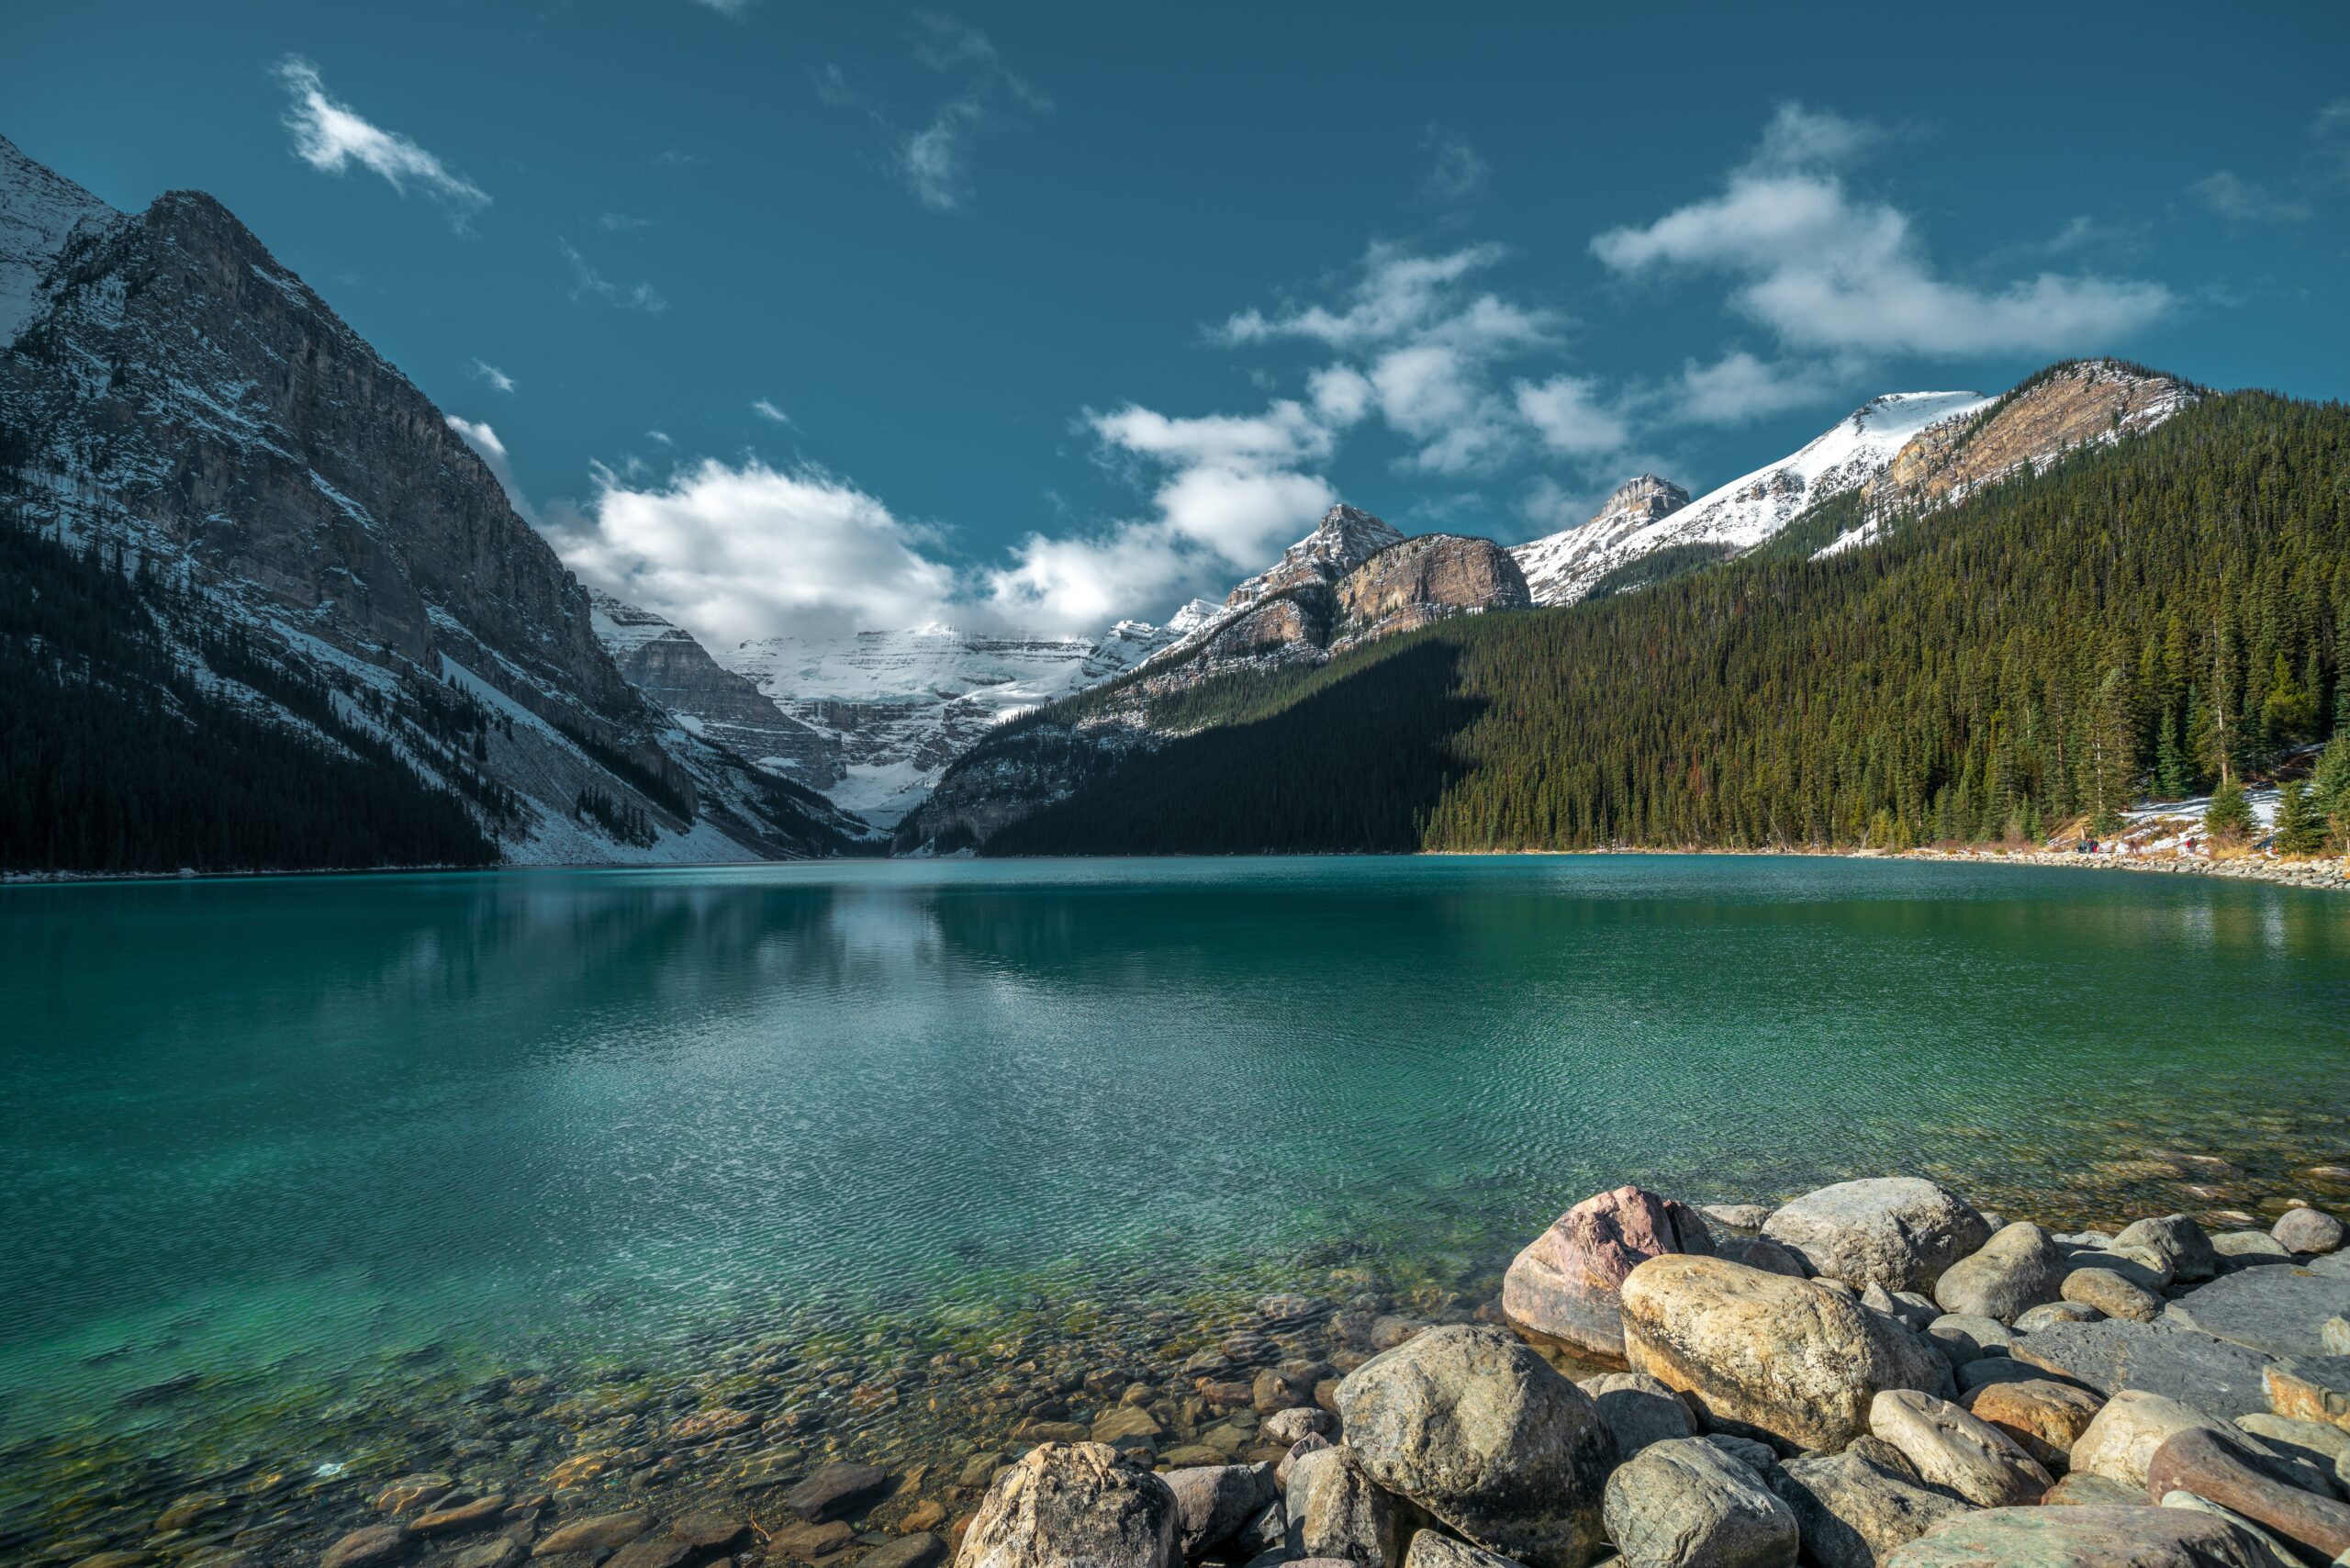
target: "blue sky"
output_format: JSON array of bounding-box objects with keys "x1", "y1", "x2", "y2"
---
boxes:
[{"x1": 8, "y1": 2, "x2": 2349, "y2": 648}]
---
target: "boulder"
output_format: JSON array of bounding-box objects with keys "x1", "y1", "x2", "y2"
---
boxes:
[
  {"x1": 2263, "y1": 1355, "x2": 2350, "y2": 1428},
  {"x1": 1618, "y1": 1255, "x2": 1950, "y2": 1450},
  {"x1": 2010, "y1": 1320, "x2": 2279, "y2": 1420},
  {"x1": 1960, "y1": 1378, "x2": 2105, "y2": 1468},
  {"x1": 1401, "y1": 1536, "x2": 1525, "y2": 1568},
  {"x1": 2165, "y1": 1265, "x2": 2350, "y2": 1359},
  {"x1": 1230, "y1": 1501, "x2": 1285, "y2": 1562},
  {"x1": 1284, "y1": 1445, "x2": 1411, "y2": 1568},
  {"x1": 1863, "y1": 1285, "x2": 1938, "y2": 1335},
  {"x1": 1335, "y1": 1326, "x2": 1611, "y2": 1568},
  {"x1": 1502, "y1": 1186, "x2": 1713, "y2": 1360},
  {"x1": 2152, "y1": 1495, "x2": 2301, "y2": 1564},
  {"x1": 1162, "y1": 1465, "x2": 1277, "y2": 1558},
  {"x1": 2114, "y1": 1215, "x2": 2220, "y2": 1284},
  {"x1": 1576, "y1": 1372, "x2": 1695, "y2": 1461},
  {"x1": 2043, "y1": 1473, "x2": 2143, "y2": 1506},
  {"x1": 2233, "y1": 1412, "x2": 2350, "y2": 1478},
  {"x1": 1764, "y1": 1438, "x2": 1970, "y2": 1568},
  {"x1": 1714, "y1": 1237, "x2": 1807, "y2": 1278},
  {"x1": 2212, "y1": 1232, "x2": 2293, "y2": 1262},
  {"x1": 1264, "y1": 1407, "x2": 1331, "y2": 1445},
  {"x1": 1924, "y1": 1315, "x2": 2010, "y2": 1365},
  {"x1": 2014, "y1": 1301, "x2": 2101, "y2": 1332},
  {"x1": 2146, "y1": 1425, "x2": 2350, "y2": 1561},
  {"x1": 1278, "y1": 1434, "x2": 1333, "y2": 1491},
  {"x1": 1761, "y1": 1179, "x2": 1989, "y2": 1293},
  {"x1": 2063, "y1": 1268, "x2": 2164, "y2": 1323},
  {"x1": 1866, "y1": 1390, "x2": 2051, "y2": 1507},
  {"x1": 1600, "y1": 1439, "x2": 1797, "y2": 1568},
  {"x1": 1700, "y1": 1204, "x2": 1772, "y2": 1233},
  {"x1": 2069, "y1": 1391, "x2": 2241, "y2": 1491},
  {"x1": 1880, "y1": 1505, "x2": 2272, "y2": 1567},
  {"x1": 2098, "y1": 1245, "x2": 2178, "y2": 1294},
  {"x1": 2274, "y1": 1208, "x2": 2345, "y2": 1256},
  {"x1": 956, "y1": 1444, "x2": 1179, "y2": 1568},
  {"x1": 1932, "y1": 1223, "x2": 2068, "y2": 1323}
]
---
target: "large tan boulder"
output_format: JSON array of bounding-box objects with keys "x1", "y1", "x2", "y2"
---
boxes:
[
  {"x1": 1931, "y1": 1222, "x2": 2067, "y2": 1323},
  {"x1": 1618, "y1": 1255, "x2": 1950, "y2": 1451},
  {"x1": 2069, "y1": 1390, "x2": 2227, "y2": 1491},
  {"x1": 1866, "y1": 1390, "x2": 2052, "y2": 1507},
  {"x1": 956, "y1": 1443, "x2": 1178, "y2": 1568},
  {"x1": 1503, "y1": 1185, "x2": 1713, "y2": 1360},
  {"x1": 1762, "y1": 1179, "x2": 1989, "y2": 1293}
]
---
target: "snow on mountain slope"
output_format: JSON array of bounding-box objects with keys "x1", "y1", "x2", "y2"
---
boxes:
[
  {"x1": 1512, "y1": 391, "x2": 1992, "y2": 605},
  {"x1": 0, "y1": 134, "x2": 118, "y2": 347},
  {"x1": 719, "y1": 606, "x2": 1215, "y2": 825}
]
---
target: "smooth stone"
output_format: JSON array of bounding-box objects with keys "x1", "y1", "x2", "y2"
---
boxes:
[
  {"x1": 2114, "y1": 1215, "x2": 2221, "y2": 1284},
  {"x1": 2163, "y1": 1265, "x2": 2350, "y2": 1358},
  {"x1": 786, "y1": 1462, "x2": 890, "y2": 1522},
  {"x1": 2275, "y1": 1208, "x2": 2346, "y2": 1256},
  {"x1": 2014, "y1": 1300, "x2": 2101, "y2": 1332},
  {"x1": 1503, "y1": 1186, "x2": 1713, "y2": 1361},
  {"x1": 1961, "y1": 1377, "x2": 2106, "y2": 1467},
  {"x1": 1925, "y1": 1315, "x2": 2010, "y2": 1365},
  {"x1": 1576, "y1": 1372, "x2": 1695, "y2": 1461},
  {"x1": 1764, "y1": 1437, "x2": 1970, "y2": 1568},
  {"x1": 1402, "y1": 1535, "x2": 1526, "y2": 1568},
  {"x1": 320, "y1": 1526, "x2": 408, "y2": 1568},
  {"x1": 2264, "y1": 1355, "x2": 2350, "y2": 1428},
  {"x1": 2145, "y1": 1426, "x2": 2350, "y2": 1561},
  {"x1": 1284, "y1": 1444, "x2": 1411, "y2": 1568},
  {"x1": 2010, "y1": 1319, "x2": 2280, "y2": 1420},
  {"x1": 534, "y1": 1513, "x2": 652, "y2": 1556},
  {"x1": 450, "y1": 1542, "x2": 523, "y2": 1568},
  {"x1": 2072, "y1": 1390, "x2": 2236, "y2": 1491},
  {"x1": 1262, "y1": 1407, "x2": 1330, "y2": 1445},
  {"x1": 1093, "y1": 1407, "x2": 1166, "y2": 1450},
  {"x1": 2098, "y1": 1244, "x2": 2179, "y2": 1294},
  {"x1": 374, "y1": 1474, "x2": 455, "y2": 1518},
  {"x1": 1370, "y1": 1317, "x2": 1430, "y2": 1351},
  {"x1": 154, "y1": 1495, "x2": 229, "y2": 1532},
  {"x1": 2213, "y1": 1232, "x2": 2294, "y2": 1261},
  {"x1": 1161, "y1": 1445, "x2": 1227, "y2": 1469},
  {"x1": 1863, "y1": 1285, "x2": 1937, "y2": 1335},
  {"x1": 1161, "y1": 1464, "x2": 1277, "y2": 1557},
  {"x1": 2064, "y1": 1268, "x2": 2164, "y2": 1323},
  {"x1": 1336, "y1": 1325, "x2": 1611, "y2": 1568},
  {"x1": 2235, "y1": 1412, "x2": 2350, "y2": 1476},
  {"x1": 1713, "y1": 1237, "x2": 1807, "y2": 1278},
  {"x1": 1879, "y1": 1505, "x2": 2272, "y2": 1567},
  {"x1": 865, "y1": 1534, "x2": 947, "y2": 1568},
  {"x1": 414, "y1": 1495, "x2": 507, "y2": 1535},
  {"x1": 1619, "y1": 1255, "x2": 1950, "y2": 1451},
  {"x1": 1700, "y1": 1205, "x2": 1771, "y2": 1233},
  {"x1": 959, "y1": 1444, "x2": 1178, "y2": 1568},
  {"x1": 2043, "y1": 1473, "x2": 2143, "y2": 1506},
  {"x1": 1761, "y1": 1179, "x2": 1990, "y2": 1294},
  {"x1": 1932, "y1": 1223, "x2": 2068, "y2": 1323},
  {"x1": 1867, "y1": 1390, "x2": 2051, "y2": 1507},
  {"x1": 603, "y1": 1537, "x2": 689, "y2": 1568},
  {"x1": 770, "y1": 1519, "x2": 855, "y2": 1560},
  {"x1": 1600, "y1": 1438, "x2": 1796, "y2": 1568},
  {"x1": 670, "y1": 1512, "x2": 744, "y2": 1550}
]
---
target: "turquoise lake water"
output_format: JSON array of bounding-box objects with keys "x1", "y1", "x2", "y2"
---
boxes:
[{"x1": 4, "y1": 855, "x2": 2349, "y2": 1507}]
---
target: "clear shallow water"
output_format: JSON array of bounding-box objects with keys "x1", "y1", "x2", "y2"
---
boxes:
[{"x1": 5, "y1": 855, "x2": 2350, "y2": 1508}]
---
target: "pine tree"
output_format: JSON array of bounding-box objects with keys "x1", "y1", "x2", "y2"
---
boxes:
[
  {"x1": 2081, "y1": 666, "x2": 2138, "y2": 833},
  {"x1": 2204, "y1": 776, "x2": 2255, "y2": 841},
  {"x1": 2154, "y1": 707, "x2": 2188, "y2": 798},
  {"x1": 2262, "y1": 652, "x2": 2318, "y2": 749},
  {"x1": 2275, "y1": 782, "x2": 2326, "y2": 856}
]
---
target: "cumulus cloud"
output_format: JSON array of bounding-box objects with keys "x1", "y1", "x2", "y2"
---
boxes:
[
  {"x1": 1592, "y1": 102, "x2": 2173, "y2": 357},
  {"x1": 274, "y1": 58, "x2": 488, "y2": 223},
  {"x1": 1513, "y1": 375, "x2": 1630, "y2": 457},
  {"x1": 2189, "y1": 171, "x2": 2311, "y2": 224},
  {"x1": 554, "y1": 460, "x2": 959, "y2": 648},
  {"x1": 1670, "y1": 350, "x2": 1837, "y2": 425},
  {"x1": 468, "y1": 358, "x2": 515, "y2": 395},
  {"x1": 559, "y1": 240, "x2": 668, "y2": 313}
]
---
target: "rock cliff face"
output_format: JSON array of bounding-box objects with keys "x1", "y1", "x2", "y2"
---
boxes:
[
  {"x1": 592, "y1": 595, "x2": 840, "y2": 784},
  {"x1": 1335, "y1": 533, "x2": 1530, "y2": 649},
  {"x1": 0, "y1": 138, "x2": 856, "y2": 864}
]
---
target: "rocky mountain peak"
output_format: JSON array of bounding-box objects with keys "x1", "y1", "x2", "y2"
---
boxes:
[
  {"x1": 1589, "y1": 475, "x2": 1690, "y2": 532},
  {"x1": 1227, "y1": 504, "x2": 1405, "y2": 608},
  {"x1": 1, "y1": 133, "x2": 120, "y2": 346}
]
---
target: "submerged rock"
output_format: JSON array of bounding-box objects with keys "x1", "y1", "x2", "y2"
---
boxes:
[{"x1": 1762, "y1": 1179, "x2": 1989, "y2": 1294}]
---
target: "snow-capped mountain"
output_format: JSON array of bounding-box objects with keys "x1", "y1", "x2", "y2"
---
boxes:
[
  {"x1": 714, "y1": 606, "x2": 1218, "y2": 825},
  {"x1": 1511, "y1": 392, "x2": 1993, "y2": 606},
  {"x1": 1, "y1": 137, "x2": 860, "y2": 867}
]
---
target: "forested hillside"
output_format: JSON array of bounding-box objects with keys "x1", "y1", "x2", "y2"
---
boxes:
[{"x1": 981, "y1": 391, "x2": 2350, "y2": 856}]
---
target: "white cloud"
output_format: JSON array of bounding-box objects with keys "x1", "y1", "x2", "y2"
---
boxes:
[
  {"x1": 1307, "y1": 364, "x2": 1375, "y2": 426},
  {"x1": 559, "y1": 240, "x2": 668, "y2": 313},
  {"x1": 1512, "y1": 375, "x2": 1630, "y2": 457},
  {"x1": 820, "y1": 13, "x2": 1046, "y2": 213},
  {"x1": 554, "y1": 459, "x2": 958, "y2": 648},
  {"x1": 1592, "y1": 102, "x2": 2173, "y2": 357},
  {"x1": 468, "y1": 358, "x2": 515, "y2": 395},
  {"x1": 1218, "y1": 241, "x2": 1530, "y2": 350},
  {"x1": 753, "y1": 398, "x2": 792, "y2": 425},
  {"x1": 1670, "y1": 351, "x2": 1836, "y2": 425},
  {"x1": 274, "y1": 59, "x2": 487, "y2": 222},
  {"x1": 2189, "y1": 171, "x2": 2311, "y2": 224},
  {"x1": 646, "y1": 428, "x2": 674, "y2": 446},
  {"x1": 901, "y1": 98, "x2": 988, "y2": 211}
]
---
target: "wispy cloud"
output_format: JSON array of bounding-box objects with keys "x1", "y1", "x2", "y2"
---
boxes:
[
  {"x1": 1421, "y1": 129, "x2": 1490, "y2": 203},
  {"x1": 820, "y1": 12, "x2": 1047, "y2": 213},
  {"x1": 468, "y1": 358, "x2": 516, "y2": 395},
  {"x1": 753, "y1": 398, "x2": 792, "y2": 425},
  {"x1": 2189, "y1": 171, "x2": 2311, "y2": 225},
  {"x1": 646, "y1": 429, "x2": 674, "y2": 447},
  {"x1": 274, "y1": 58, "x2": 487, "y2": 225},
  {"x1": 596, "y1": 211, "x2": 653, "y2": 234},
  {"x1": 558, "y1": 240, "x2": 668, "y2": 313}
]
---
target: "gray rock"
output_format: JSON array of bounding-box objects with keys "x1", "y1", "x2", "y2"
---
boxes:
[
  {"x1": 1577, "y1": 1372, "x2": 1696, "y2": 1461},
  {"x1": 1879, "y1": 1505, "x2": 2273, "y2": 1567},
  {"x1": 1278, "y1": 1434, "x2": 1334, "y2": 1492},
  {"x1": 2094, "y1": 1245, "x2": 2177, "y2": 1294},
  {"x1": 2274, "y1": 1207, "x2": 2346, "y2": 1256},
  {"x1": 1285, "y1": 1445, "x2": 1411, "y2": 1568},
  {"x1": 865, "y1": 1538, "x2": 947, "y2": 1568},
  {"x1": 2163, "y1": 1263, "x2": 2350, "y2": 1358},
  {"x1": 1503, "y1": 1186, "x2": 1714, "y2": 1360},
  {"x1": 2212, "y1": 1231, "x2": 2293, "y2": 1262},
  {"x1": 2010, "y1": 1319, "x2": 2278, "y2": 1420},
  {"x1": 2014, "y1": 1300, "x2": 2102, "y2": 1332},
  {"x1": 2233, "y1": 1412, "x2": 2350, "y2": 1482},
  {"x1": 1933, "y1": 1223, "x2": 2068, "y2": 1323},
  {"x1": 1762, "y1": 1179, "x2": 1990, "y2": 1294},
  {"x1": 1866, "y1": 1390, "x2": 2051, "y2": 1507},
  {"x1": 958, "y1": 1443, "x2": 1179, "y2": 1568},
  {"x1": 2063, "y1": 1268, "x2": 2164, "y2": 1323},
  {"x1": 1712, "y1": 1237, "x2": 1807, "y2": 1278},
  {"x1": 1700, "y1": 1204, "x2": 1773, "y2": 1233},
  {"x1": 1162, "y1": 1464, "x2": 1277, "y2": 1557},
  {"x1": 1402, "y1": 1534, "x2": 1527, "y2": 1568},
  {"x1": 2153, "y1": 1494, "x2": 2300, "y2": 1568},
  {"x1": 1230, "y1": 1501, "x2": 1286, "y2": 1562},
  {"x1": 1764, "y1": 1437, "x2": 1970, "y2": 1568},
  {"x1": 1601, "y1": 1438, "x2": 1796, "y2": 1568},
  {"x1": 785, "y1": 1462, "x2": 890, "y2": 1522},
  {"x1": 1336, "y1": 1327, "x2": 1611, "y2": 1568},
  {"x1": 1264, "y1": 1407, "x2": 1332, "y2": 1445},
  {"x1": 2114, "y1": 1215, "x2": 2221, "y2": 1283},
  {"x1": 1925, "y1": 1314, "x2": 2012, "y2": 1365}
]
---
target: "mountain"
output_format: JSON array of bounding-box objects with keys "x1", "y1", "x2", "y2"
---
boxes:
[
  {"x1": 968, "y1": 386, "x2": 2350, "y2": 857},
  {"x1": 0, "y1": 136, "x2": 860, "y2": 873},
  {"x1": 1511, "y1": 392, "x2": 1994, "y2": 606}
]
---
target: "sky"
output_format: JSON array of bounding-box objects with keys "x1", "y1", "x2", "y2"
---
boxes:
[{"x1": 8, "y1": 2, "x2": 2350, "y2": 651}]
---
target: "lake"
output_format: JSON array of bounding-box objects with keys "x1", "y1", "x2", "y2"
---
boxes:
[{"x1": 4, "y1": 855, "x2": 2348, "y2": 1548}]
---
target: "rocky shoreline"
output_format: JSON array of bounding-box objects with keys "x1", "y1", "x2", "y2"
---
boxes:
[
  {"x1": 37, "y1": 1171, "x2": 2350, "y2": 1568},
  {"x1": 1896, "y1": 847, "x2": 2350, "y2": 893}
]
